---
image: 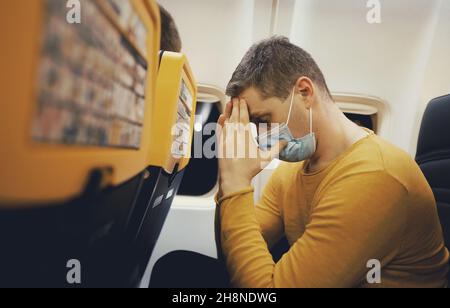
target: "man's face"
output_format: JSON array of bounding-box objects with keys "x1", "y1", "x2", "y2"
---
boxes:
[{"x1": 237, "y1": 87, "x2": 307, "y2": 139}]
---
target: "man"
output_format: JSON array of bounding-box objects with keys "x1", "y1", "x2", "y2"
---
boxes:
[
  {"x1": 159, "y1": 4, "x2": 182, "y2": 52},
  {"x1": 217, "y1": 36, "x2": 449, "y2": 288}
]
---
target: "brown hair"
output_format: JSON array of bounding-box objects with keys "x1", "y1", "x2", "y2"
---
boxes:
[
  {"x1": 226, "y1": 36, "x2": 331, "y2": 100},
  {"x1": 159, "y1": 5, "x2": 182, "y2": 52}
]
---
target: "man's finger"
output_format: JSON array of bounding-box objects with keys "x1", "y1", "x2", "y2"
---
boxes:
[
  {"x1": 224, "y1": 101, "x2": 233, "y2": 119},
  {"x1": 239, "y1": 99, "x2": 250, "y2": 124},
  {"x1": 230, "y1": 98, "x2": 240, "y2": 123},
  {"x1": 218, "y1": 114, "x2": 226, "y2": 127}
]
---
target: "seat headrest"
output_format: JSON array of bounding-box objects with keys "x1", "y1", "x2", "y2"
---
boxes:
[{"x1": 416, "y1": 95, "x2": 450, "y2": 164}]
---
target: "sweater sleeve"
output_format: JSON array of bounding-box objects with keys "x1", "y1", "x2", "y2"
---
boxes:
[{"x1": 219, "y1": 171, "x2": 407, "y2": 288}]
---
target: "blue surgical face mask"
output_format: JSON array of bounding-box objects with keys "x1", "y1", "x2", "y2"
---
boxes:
[{"x1": 258, "y1": 88, "x2": 317, "y2": 163}]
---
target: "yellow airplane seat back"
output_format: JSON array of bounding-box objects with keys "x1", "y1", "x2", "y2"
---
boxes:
[
  {"x1": 125, "y1": 51, "x2": 198, "y2": 286},
  {"x1": 0, "y1": 0, "x2": 161, "y2": 287},
  {"x1": 150, "y1": 51, "x2": 198, "y2": 173},
  {"x1": 0, "y1": 0, "x2": 160, "y2": 205}
]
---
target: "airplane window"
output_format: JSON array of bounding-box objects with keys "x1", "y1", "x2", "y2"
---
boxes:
[
  {"x1": 178, "y1": 102, "x2": 221, "y2": 196},
  {"x1": 334, "y1": 94, "x2": 388, "y2": 135},
  {"x1": 344, "y1": 113, "x2": 375, "y2": 131}
]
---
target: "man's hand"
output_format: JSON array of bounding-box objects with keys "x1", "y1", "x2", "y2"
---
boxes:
[{"x1": 217, "y1": 98, "x2": 286, "y2": 197}]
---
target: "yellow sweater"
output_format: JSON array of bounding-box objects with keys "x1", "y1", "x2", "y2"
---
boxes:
[{"x1": 218, "y1": 133, "x2": 449, "y2": 288}]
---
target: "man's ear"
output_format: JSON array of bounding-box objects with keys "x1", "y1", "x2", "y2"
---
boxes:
[{"x1": 294, "y1": 77, "x2": 315, "y2": 109}]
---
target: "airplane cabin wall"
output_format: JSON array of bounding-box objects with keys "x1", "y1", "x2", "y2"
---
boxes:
[
  {"x1": 159, "y1": 0, "x2": 450, "y2": 154},
  {"x1": 158, "y1": 0, "x2": 255, "y2": 89},
  {"x1": 412, "y1": 0, "x2": 450, "y2": 154},
  {"x1": 290, "y1": 0, "x2": 449, "y2": 154}
]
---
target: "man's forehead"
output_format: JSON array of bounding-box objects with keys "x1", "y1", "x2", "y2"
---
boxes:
[
  {"x1": 238, "y1": 87, "x2": 267, "y2": 115},
  {"x1": 238, "y1": 87, "x2": 262, "y2": 101}
]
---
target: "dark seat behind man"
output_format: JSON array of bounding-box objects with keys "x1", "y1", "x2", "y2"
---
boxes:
[{"x1": 416, "y1": 94, "x2": 450, "y2": 283}]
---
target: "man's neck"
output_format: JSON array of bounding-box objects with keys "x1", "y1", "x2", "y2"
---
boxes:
[{"x1": 306, "y1": 103, "x2": 369, "y2": 173}]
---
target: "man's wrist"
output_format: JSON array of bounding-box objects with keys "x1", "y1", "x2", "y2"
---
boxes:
[{"x1": 220, "y1": 177, "x2": 252, "y2": 197}]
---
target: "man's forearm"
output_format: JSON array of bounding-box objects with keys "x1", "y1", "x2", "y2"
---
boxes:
[
  {"x1": 219, "y1": 189, "x2": 277, "y2": 288},
  {"x1": 219, "y1": 174, "x2": 253, "y2": 198}
]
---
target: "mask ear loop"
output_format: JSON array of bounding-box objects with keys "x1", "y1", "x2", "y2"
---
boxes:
[
  {"x1": 259, "y1": 89, "x2": 296, "y2": 140},
  {"x1": 286, "y1": 87, "x2": 296, "y2": 126},
  {"x1": 310, "y1": 107, "x2": 316, "y2": 152}
]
